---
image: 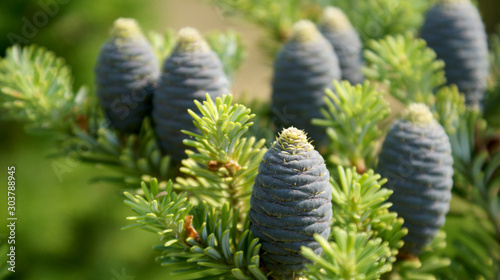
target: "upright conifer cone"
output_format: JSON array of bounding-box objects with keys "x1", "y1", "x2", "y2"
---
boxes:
[
  {"x1": 272, "y1": 20, "x2": 341, "y2": 144},
  {"x1": 153, "y1": 27, "x2": 229, "y2": 161},
  {"x1": 318, "y1": 7, "x2": 364, "y2": 85},
  {"x1": 95, "y1": 18, "x2": 159, "y2": 133},
  {"x1": 421, "y1": 0, "x2": 489, "y2": 108},
  {"x1": 377, "y1": 104, "x2": 453, "y2": 256},
  {"x1": 250, "y1": 127, "x2": 332, "y2": 278}
]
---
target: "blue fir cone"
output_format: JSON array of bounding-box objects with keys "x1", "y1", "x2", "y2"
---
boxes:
[
  {"x1": 376, "y1": 104, "x2": 454, "y2": 256},
  {"x1": 250, "y1": 127, "x2": 332, "y2": 279},
  {"x1": 153, "y1": 27, "x2": 229, "y2": 161},
  {"x1": 318, "y1": 7, "x2": 364, "y2": 85},
  {"x1": 421, "y1": 0, "x2": 489, "y2": 108},
  {"x1": 271, "y1": 20, "x2": 341, "y2": 144},
  {"x1": 95, "y1": 18, "x2": 159, "y2": 133}
]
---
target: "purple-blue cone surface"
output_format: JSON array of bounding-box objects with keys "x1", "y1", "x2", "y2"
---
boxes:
[
  {"x1": 376, "y1": 104, "x2": 454, "y2": 256},
  {"x1": 271, "y1": 20, "x2": 341, "y2": 144},
  {"x1": 318, "y1": 7, "x2": 364, "y2": 85},
  {"x1": 95, "y1": 18, "x2": 159, "y2": 133},
  {"x1": 250, "y1": 127, "x2": 332, "y2": 278},
  {"x1": 421, "y1": 0, "x2": 489, "y2": 108},
  {"x1": 152, "y1": 27, "x2": 229, "y2": 162}
]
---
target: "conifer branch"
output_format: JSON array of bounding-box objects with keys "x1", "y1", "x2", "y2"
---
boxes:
[
  {"x1": 124, "y1": 179, "x2": 267, "y2": 280},
  {"x1": 66, "y1": 117, "x2": 173, "y2": 185},
  {"x1": 330, "y1": 0, "x2": 432, "y2": 42},
  {"x1": 432, "y1": 85, "x2": 466, "y2": 135},
  {"x1": 302, "y1": 225, "x2": 392, "y2": 280},
  {"x1": 0, "y1": 45, "x2": 87, "y2": 134},
  {"x1": 445, "y1": 108, "x2": 500, "y2": 277},
  {"x1": 330, "y1": 166, "x2": 406, "y2": 265},
  {"x1": 313, "y1": 81, "x2": 390, "y2": 172},
  {"x1": 0, "y1": 45, "x2": 173, "y2": 186},
  {"x1": 364, "y1": 32, "x2": 446, "y2": 105},
  {"x1": 0, "y1": 41, "x2": 246, "y2": 187},
  {"x1": 438, "y1": 214, "x2": 499, "y2": 280},
  {"x1": 211, "y1": 0, "x2": 433, "y2": 57},
  {"x1": 176, "y1": 94, "x2": 267, "y2": 214},
  {"x1": 385, "y1": 231, "x2": 450, "y2": 280}
]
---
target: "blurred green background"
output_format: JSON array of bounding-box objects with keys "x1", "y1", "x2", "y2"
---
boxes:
[
  {"x1": 0, "y1": 0, "x2": 500, "y2": 279},
  {"x1": 0, "y1": 0, "x2": 174, "y2": 279}
]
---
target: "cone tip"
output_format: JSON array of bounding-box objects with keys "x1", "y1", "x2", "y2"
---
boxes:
[
  {"x1": 319, "y1": 7, "x2": 353, "y2": 31},
  {"x1": 289, "y1": 20, "x2": 322, "y2": 43},
  {"x1": 403, "y1": 103, "x2": 435, "y2": 126},
  {"x1": 110, "y1": 18, "x2": 142, "y2": 38},
  {"x1": 176, "y1": 27, "x2": 210, "y2": 52},
  {"x1": 276, "y1": 127, "x2": 313, "y2": 152}
]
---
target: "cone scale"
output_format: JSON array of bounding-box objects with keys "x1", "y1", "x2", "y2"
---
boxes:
[
  {"x1": 377, "y1": 104, "x2": 454, "y2": 256},
  {"x1": 250, "y1": 127, "x2": 332, "y2": 278}
]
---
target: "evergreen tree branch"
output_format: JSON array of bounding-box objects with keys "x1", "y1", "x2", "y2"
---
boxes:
[
  {"x1": 444, "y1": 107, "x2": 500, "y2": 277},
  {"x1": 385, "y1": 231, "x2": 450, "y2": 280},
  {"x1": 0, "y1": 45, "x2": 173, "y2": 186},
  {"x1": 176, "y1": 94, "x2": 267, "y2": 215},
  {"x1": 314, "y1": 165, "x2": 410, "y2": 279},
  {"x1": 449, "y1": 109, "x2": 500, "y2": 226},
  {"x1": 0, "y1": 45, "x2": 87, "y2": 134},
  {"x1": 364, "y1": 32, "x2": 446, "y2": 105},
  {"x1": 312, "y1": 81, "x2": 390, "y2": 172},
  {"x1": 0, "y1": 42, "x2": 247, "y2": 188},
  {"x1": 330, "y1": 166, "x2": 406, "y2": 266},
  {"x1": 124, "y1": 179, "x2": 267, "y2": 280},
  {"x1": 65, "y1": 116, "x2": 173, "y2": 185},
  {"x1": 211, "y1": 0, "x2": 433, "y2": 57},
  {"x1": 325, "y1": 0, "x2": 432, "y2": 42},
  {"x1": 432, "y1": 85, "x2": 466, "y2": 135},
  {"x1": 438, "y1": 213, "x2": 499, "y2": 280},
  {"x1": 302, "y1": 225, "x2": 392, "y2": 280}
]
